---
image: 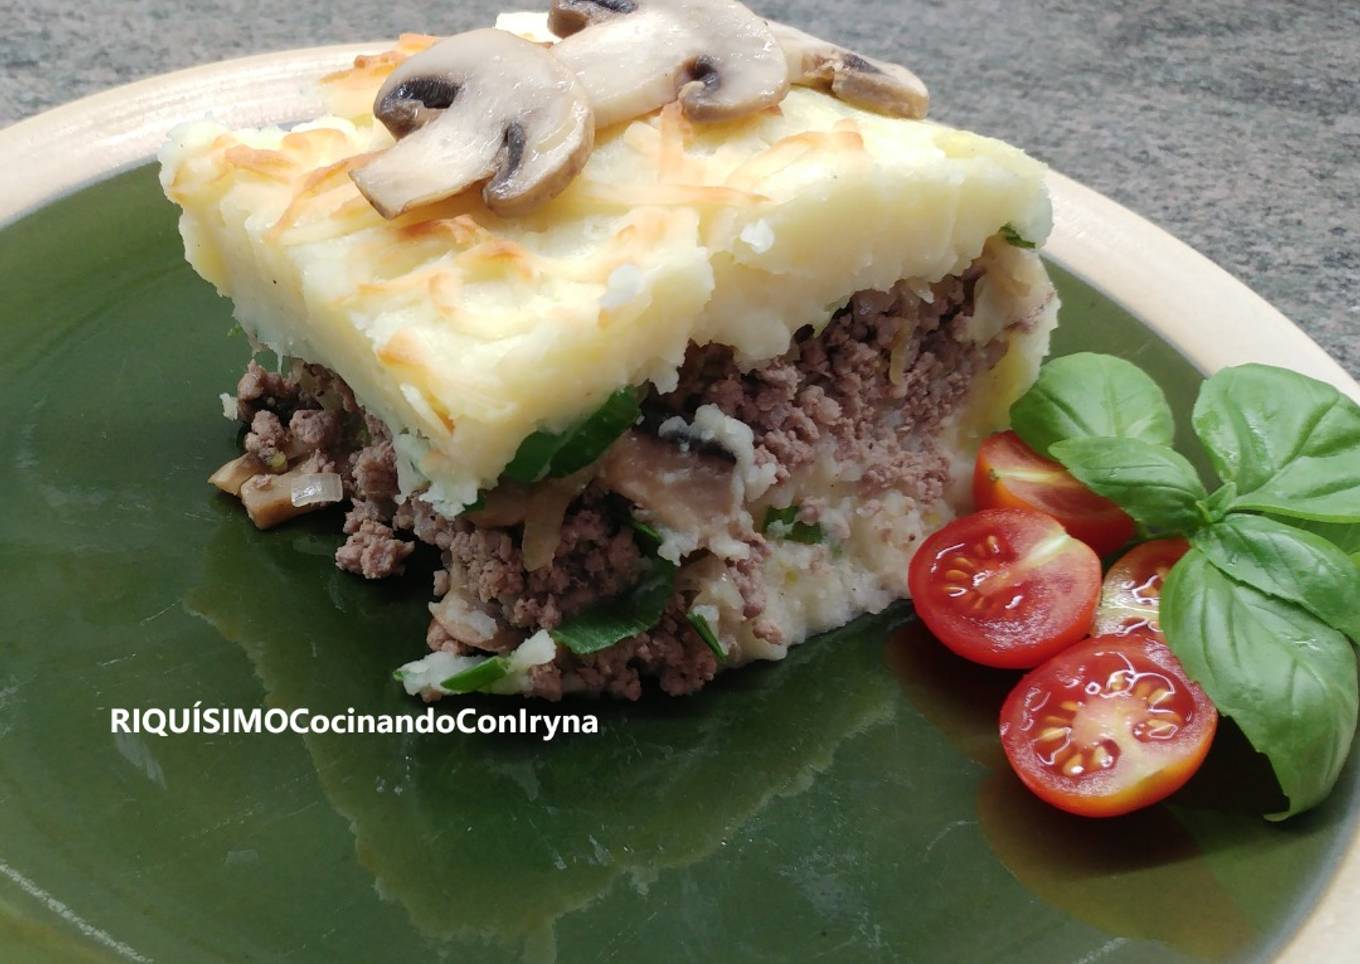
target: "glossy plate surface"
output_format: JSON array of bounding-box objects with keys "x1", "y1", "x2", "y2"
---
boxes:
[{"x1": 1, "y1": 48, "x2": 1358, "y2": 964}]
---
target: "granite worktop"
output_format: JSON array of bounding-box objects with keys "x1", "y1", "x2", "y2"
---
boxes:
[{"x1": 2, "y1": 0, "x2": 1356, "y2": 375}]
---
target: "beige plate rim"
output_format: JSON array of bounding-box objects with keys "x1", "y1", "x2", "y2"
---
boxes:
[{"x1": 0, "y1": 41, "x2": 1356, "y2": 963}]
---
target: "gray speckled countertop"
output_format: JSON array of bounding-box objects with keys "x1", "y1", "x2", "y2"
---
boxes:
[{"x1": 2, "y1": 0, "x2": 1357, "y2": 374}]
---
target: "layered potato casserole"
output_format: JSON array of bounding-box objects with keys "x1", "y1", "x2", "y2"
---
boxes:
[{"x1": 160, "y1": 5, "x2": 1059, "y2": 699}]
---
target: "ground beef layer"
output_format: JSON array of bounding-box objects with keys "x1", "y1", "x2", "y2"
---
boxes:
[{"x1": 223, "y1": 268, "x2": 998, "y2": 699}]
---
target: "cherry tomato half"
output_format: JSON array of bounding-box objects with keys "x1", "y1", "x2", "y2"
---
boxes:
[
  {"x1": 908, "y1": 507, "x2": 1102, "y2": 669},
  {"x1": 974, "y1": 431, "x2": 1136, "y2": 557},
  {"x1": 1000, "y1": 633, "x2": 1217, "y2": 818},
  {"x1": 1093, "y1": 538, "x2": 1190, "y2": 638}
]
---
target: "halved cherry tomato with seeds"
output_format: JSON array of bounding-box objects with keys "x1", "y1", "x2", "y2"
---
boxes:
[
  {"x1": 1093, "y1": 538, "x2": 1190, "y2": 638},
  {"x1": 908, "y1": 507, "x2": 1102, "y2": 669},
  {"x1": 974, "y1": 431, "x2": 1136, "y2": 557},
  {"x1": 1000, "y1": 633, "x2": 1217, "y2": 818}
]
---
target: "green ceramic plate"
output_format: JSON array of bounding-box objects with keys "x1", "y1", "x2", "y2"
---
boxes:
[{"x1": 2, "y1": 49, "x2": 1359, "y2": 964}]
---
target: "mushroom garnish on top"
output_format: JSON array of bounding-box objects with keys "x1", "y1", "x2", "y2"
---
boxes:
[
  {"x1": 351, "y1": 29, "x2": 594, "y2": 218},
  {"x1": 549, "y1": 1, "x2": 929, "y2": 120},
  {"x1": 350, "y1": 4, "x2": 933, "y2": 219},
  {"x1": 547, "y1": 0, "x2": 790, "y2": 127},
  {"x1": 766, "y1": 20, "x2": 929, "y2": 119}
]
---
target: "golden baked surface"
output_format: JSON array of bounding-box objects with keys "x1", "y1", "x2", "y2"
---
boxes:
[{"x1": 160, "y1": 27, "x2": 1052, "y2": 511}]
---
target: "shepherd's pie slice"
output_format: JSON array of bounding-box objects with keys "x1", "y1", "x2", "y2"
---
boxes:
[{"x1": 161, "y1": 11, "x2": 1059, "y2": 699}]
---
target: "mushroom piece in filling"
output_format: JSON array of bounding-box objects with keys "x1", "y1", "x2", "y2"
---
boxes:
[{"x1": 351, "y1": 28, "x2": 594, "y2": 218}]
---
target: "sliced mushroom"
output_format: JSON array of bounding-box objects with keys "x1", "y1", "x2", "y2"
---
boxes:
[
  {"x1": 548, "y1": 0, "x2": 637, "y2": 35},
  {"x1": 597, "y1": 430, "x2": 743, "y2": 551},
  {"x1": 209, "y1": 453, "x2": 266, "y2": 497},
  {"x1": 766, "y1": 20, "x2": 929, "y2": 119},
  {"x1": 429, "y1": 576, "x2": 522, "y2": 652},
  {"x1": 351, "y1": 29, "x2": 595, "y2": 218},
  {"x1": 548, "y1": 0, "x2": 790, "y2": 127},
  {"x1": 239, "y1": 468, "x2": 327, "y2": 529}
]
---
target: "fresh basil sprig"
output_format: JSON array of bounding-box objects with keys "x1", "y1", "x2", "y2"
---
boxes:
[{"x1": 1011, "y1": 354, "x2": 1360, "y2": 817}]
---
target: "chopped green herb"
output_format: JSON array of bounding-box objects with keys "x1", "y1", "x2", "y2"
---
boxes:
[
  {"x1": 628, "y1": 515, "x2": 663, "y2": 548},
  {"x1": 502, "y1": 389, "x2": 640, "y2": 484},
  {"x1": 762, "y1": 505, "x2": 799, "y2": 529},
  {"x1": 761, "y1": 504, "x2": 824, "y2": 544},
  {"x1": 999, "y1": 223, "x2": 1037, "y2": 249},
  {"x1": 502, "y1": 431, "x2": 565, "y2": 485},
  {"x1": 786, "y1": 521, "x2": 824, "y2": 544},
  {"x1": 440, "y1": 656, "x2": 512, "y2": 694},
  {"x1": 686, "y1": 609, "x2": 727, "y2": 663},
  {"x1": 391, "y1": 668, "x2": 406, "y2": 683},
  {"x1": 550, "y1": 558, "x2": 678, "y2": 656}
]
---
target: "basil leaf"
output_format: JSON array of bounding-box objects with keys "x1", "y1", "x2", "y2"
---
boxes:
[
  {"x1": 1010, "y1": 353, "x2": 1176, "y2": 457},
  {"x1": 1193, "y1": 364, "x2": 1360, "y2": 523},
  {"x1": 999, "y1": 223, "x2": 1036, "y2": 249},
  {"x1": 502, "y1": 389, "x2": 640, "y2": 484},
  {"x1": 1196, "y1": 482, "x2": 1237, "y2": 524},
  {"x1": 550, "y1": 558, "x2": 677, "y2": 656},
  {"x1": 441, "y1": 656, "x2": 512, "y2": 694},
  {"x1": 1050, "y1": 437, "x2": 1208, "y2": 536},
  {"x1": 1193, "y1": 515, "x2": 1360, "y2": 641},
  {"x1": 686, "y1": 610, "x2": 727, "y2": 663},
  {"x1": 1162, "y1": 550, "x2": 1358, "y2": 819},
  {"x1": 1283, "y1": 518, "x2": 1360, "y2": 561}
]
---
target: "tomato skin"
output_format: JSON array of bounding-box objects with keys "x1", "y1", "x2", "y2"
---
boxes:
[
  {"x1": 1000, "y1": 634, "x2": 1218, "y2": 818},
  {"x1": 1093, "y1": 538, "x2": 1190, "y2": 638},
  {"x1": 908, "y1": 507, "x2": 1102, "y2": 670},
  {"x1": 974, "y1": 431, "x2": 1136, "y2": 557}
]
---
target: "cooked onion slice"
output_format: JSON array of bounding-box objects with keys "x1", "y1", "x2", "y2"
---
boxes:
[
  {"x1": 522, "y1": 471, "x2": 594, "y2": 571},
  {"x1": 290, "y1": 472, "x2": 344, "y2": 508}
]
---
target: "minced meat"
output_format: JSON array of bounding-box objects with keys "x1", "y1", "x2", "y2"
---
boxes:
[{"x1": 218, "y1": 266, "x2": 998, "y2": 699}]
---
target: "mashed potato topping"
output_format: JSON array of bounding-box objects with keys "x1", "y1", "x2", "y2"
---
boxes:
[{"x1": 160, "y1": 24, "x2": 1051, "y2": 516}]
